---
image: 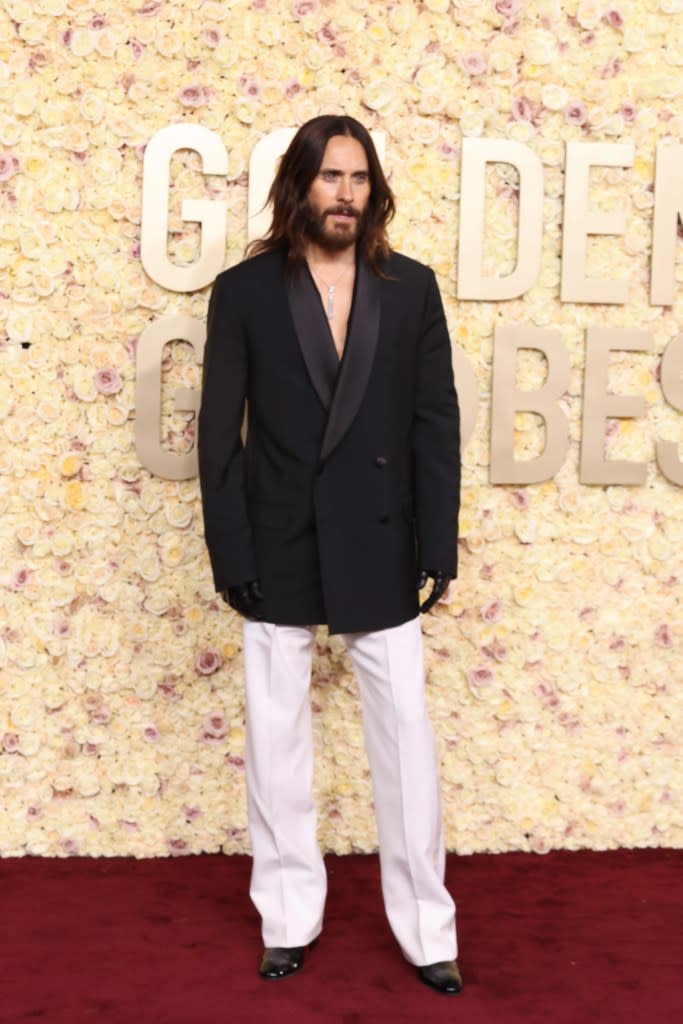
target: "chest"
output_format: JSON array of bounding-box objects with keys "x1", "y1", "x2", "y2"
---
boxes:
[
  {"x1": 311, "y1": 274, "x2": 355, "y2": 360},
  {"x1": 243, "y1": 259, "x2": 425, "y2": 405}
]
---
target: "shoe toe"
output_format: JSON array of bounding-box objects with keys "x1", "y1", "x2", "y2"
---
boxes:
[
  {"x1": 259, "y1": 946, "x2": 305, "y2": 980},
  {"x1": 417, "y1": 959, "x2": 463, "y2": 994}
]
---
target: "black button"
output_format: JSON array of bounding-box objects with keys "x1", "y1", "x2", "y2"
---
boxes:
[
  {"x1": 378, "y1": 514, "x2": 390, "y2": 524},
  {"x1": 375, "y1": 456, "x2": 388, "y2": 468}
]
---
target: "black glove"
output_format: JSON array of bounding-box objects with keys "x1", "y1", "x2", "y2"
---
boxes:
[
  {"x1": 418, "y1": 569, "x2": 452, "y2": 614},
  {"x1": 222, "y1": 579, "x2": 265, "y2": 620}
]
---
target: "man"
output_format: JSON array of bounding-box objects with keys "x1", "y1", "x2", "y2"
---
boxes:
[{"x1": 198, "y1": 115, "x2": 462, "y2": 995}]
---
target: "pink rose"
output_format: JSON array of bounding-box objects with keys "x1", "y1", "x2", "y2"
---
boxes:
[
  {"x1": 511, "y1": 98, "x2": 532, "y2": 122},
  {"x1": 495, "y1": 0, "x2": 521, "y2": 16},
  {"x1": 89, "y1": 706, "x2": 112, "y2": 725},
  {"x1": 167, "y1": 838, "x2": 190, "y2": 856},
  {"x1": 565, "y1": 102, "x2": 588, "y2": 125},
  {"x1": 481, "y1": 599, "x2": 504, "y2": 623},
  {"x1": 509, "y1": 490, "x2": 529, "y2": 510},
  {"x1": 534, "y1": 681, "x2": 560, "y2": 708},
  {"x1": 29, "y1": 50, "x2": 50, "y2": 70},
  {"x1": 460, "y1": 52, "x2": 487, "y2": 76},
  {"x1": 200, "y1": 730, "x2": 224, "y2": 745},
  {"x1": 195, "y1": 649, "x2": 223, "y2": 675},
  {"x1": 655, "y1": 624, "x2": 673, "y2": 649},
  {"x1": 0, "y1": 152, "x2": 19, "y2": 182},
  {"x1": 317, "y1": 22, "x2": 336, "y2": 45},
  {"x1": 8, "y1": 568, "x2": 30, "y2": 591},
  {"x1": 93, "y1": 368, "x2": 122, "y2": 395},
  {"x1": 292, "y1": 0, "x2": 319, "y2": 16},
  {"x1": 482, "y1": 638, "x2": 508, "y2": 662},
  {"x1": 120, "y1": 73, "x2": 135, "y2": 96},
  {"x1": 604, "y1": 9, "x2": 624, "y2": 28},
  {"x1": 285, "y1": 79, "x2": 302, "y2": 99},
  {"x1": 238, "y1": 75, "x2": 262, "y2": 99},
  {"x1": 437, "y1": 142, "x2": 459, "y2": 160},
  {"x1": 202, "y1": 712, "x2": 228, "y2": 737},
  {"x1": 202, "y1": 27, "x2": 221, "y2": 47},
  {"x1": 466, "y1": 665, "x2": 495, "y2": 688},
  {"x1": 178, "y1": 85, "x2": 212, "y2": 108}
]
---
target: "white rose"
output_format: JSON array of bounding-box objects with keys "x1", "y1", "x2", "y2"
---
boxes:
[
  {"x1": 143, "y1": 592, "x2": 171, "y2": 616},
  {"x1": 362, "y1": 80, "x2": 394, "y2": 111},
  {"x1": 70, "y1": 29, "x2": 95, "y2": 57},
  {"x1": 17, "y1": 733, "x2": 41, "y2": 756},
  {"x1": 50, "y1": 529, "x2": 74, "y2": 557},
  {"x1": 40, "y1": 0, "x2": 68, "y2": 14},
  {"x1": 165, "y1": 501, "x2": 193, "y2": 529},
  {"x1": 138, "y1": 551, "x2": 162, "y2": 582},
  {"x1": 541, "y1": 84, "x2": 568, "y2": 111},
  {"x1": 75, "y1": 773, "x2": 101, "y2": 798},
  {"x1": 13, "y1": 93, "x2": 37, "y2": 120},
  {"x1": 523, "y1": 30, "x2": 556, "y2": 65}
]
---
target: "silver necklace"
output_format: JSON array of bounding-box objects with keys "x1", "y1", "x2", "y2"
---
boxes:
[{"x1": 308, "y1": 262, "x2": 352, "y2": 319}]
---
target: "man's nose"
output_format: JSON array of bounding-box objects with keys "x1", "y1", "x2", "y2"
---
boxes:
[{"x1": 336, "y1": 176, "x2": 353, "y2": 202}]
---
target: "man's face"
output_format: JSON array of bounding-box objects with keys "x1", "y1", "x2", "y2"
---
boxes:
[{"x1": 304, "y1": 135, "x2": 371, "y2": 252}]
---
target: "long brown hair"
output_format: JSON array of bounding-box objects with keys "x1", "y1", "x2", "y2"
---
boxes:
[{"x1": 247, "y1": 115, "x2": 395, "y2": 273}]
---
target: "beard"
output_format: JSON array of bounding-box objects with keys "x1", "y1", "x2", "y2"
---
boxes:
[{"x1": 302, "y1": 201, "x2": 367, "y2": 252}]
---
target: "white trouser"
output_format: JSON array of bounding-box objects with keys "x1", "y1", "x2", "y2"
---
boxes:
[{"x1": 242, "y1": 616, "x2": 457, "y2": 966}]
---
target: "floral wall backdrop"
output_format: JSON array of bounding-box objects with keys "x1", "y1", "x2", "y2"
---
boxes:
[{"x1": 1, "y1": 0, "x2": 682, "y2": 857}]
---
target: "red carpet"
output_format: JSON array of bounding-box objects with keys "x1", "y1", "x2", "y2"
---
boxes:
[{"x1": 3, "y1": 848, "x2": 682, "y2": 1023}]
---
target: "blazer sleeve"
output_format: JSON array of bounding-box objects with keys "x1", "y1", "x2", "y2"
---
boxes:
[
  {"x1": 197, "y1": 272, "x2": 258, "y2": 591},
  {"x1": 412, "y1": 269, "x2": 461, "y2": 576}
]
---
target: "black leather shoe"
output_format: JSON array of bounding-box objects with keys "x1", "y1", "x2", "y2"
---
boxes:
[
  {"x1": 258, "y1": 946, "x2": 305, "y2": 980},
  {"x1": 417, "y1": 959, "x2": 463, "y2": 994}
]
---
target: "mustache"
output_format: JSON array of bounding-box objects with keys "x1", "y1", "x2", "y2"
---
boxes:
[{"x1": 325, "y1": 205, "x2": 359, "y2": 218}]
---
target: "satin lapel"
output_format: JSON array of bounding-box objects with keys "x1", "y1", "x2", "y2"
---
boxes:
[
  {"x1": 287, "y1": 268, "x2": 338, "y2": 411},
  {"x1": 320, "y1": 259, "x2": 380, "y2": 464}
]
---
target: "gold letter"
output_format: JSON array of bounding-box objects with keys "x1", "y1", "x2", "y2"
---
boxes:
[
  {"x1": 656, "y1": 331, "x2": 683, "y2": 485},
  {"x1": 490, "y1": 326, "x2": 570, "y2": 484},
  {"x1": 651, "y1": 142, "x2": 683, "y2": 306},
  {"x1": 135, "y1": 315, "x2": 205, "y2": 479},
  {"x1": 141, "y1": 125, "x2": 228, "y2": 292},
  {"x1": 561, "y1": 142, "x2": 634, "y2": 304},
  {"x1": 458, "y1": 139, "x2": 543, "y2": 300},
  {"x1": 580, "y1": 328, "x2": 652, "y2": 484}
]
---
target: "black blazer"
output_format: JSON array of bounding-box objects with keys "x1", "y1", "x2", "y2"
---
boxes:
[{"x1": 198, "y1": 249, "x2": 460, "y2": 634}]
